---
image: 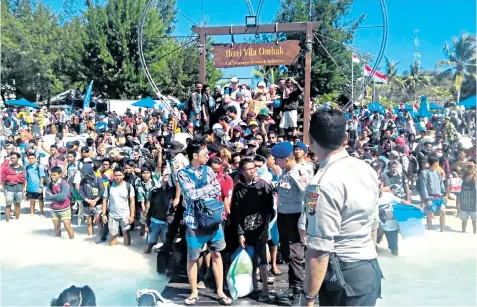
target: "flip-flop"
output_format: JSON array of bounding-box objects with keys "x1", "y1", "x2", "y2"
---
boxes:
[
  {"x1": 217, "y1": 295, "x2": 232, "y2": 306},
  {"x1": 184, "y1": 295, "x2": 199, "y2": 305},
  {"x1": 197, "y1": 281, "x2": 206, "y2": 289},
  {"x1": 270, "y1": 269, "x2": 282, "y2": 276},
  {"x1": 258, "y1": 294, "x2": 271, "y2": 303}
]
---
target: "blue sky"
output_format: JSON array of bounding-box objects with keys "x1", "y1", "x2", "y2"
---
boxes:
[{"x1": 42, "y1": 0, "x2": 476, "y2": 86}]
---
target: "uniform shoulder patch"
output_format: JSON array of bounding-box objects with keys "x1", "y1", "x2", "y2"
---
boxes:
[{"x1": 306, "y1": 185, "x2": 320, "y2": 216}]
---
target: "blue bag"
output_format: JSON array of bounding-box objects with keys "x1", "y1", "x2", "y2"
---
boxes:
[
  {"x1": 183, "y1": 166, "x2": 225, "y2": 229},
  {"x1": 272, "y1": 98, "x2": 282, "y2": 108}
]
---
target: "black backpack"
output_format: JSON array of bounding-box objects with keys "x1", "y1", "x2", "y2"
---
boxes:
[
  {"x1": 148, "y1": 186, "x2": 173, "y2": 223},
  {"x1": 408, "y1": 155, "x2": 419, "y2": 174}
]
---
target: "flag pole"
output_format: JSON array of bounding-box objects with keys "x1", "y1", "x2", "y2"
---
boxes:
[{"x1": 351, "y1": 54, "x2": 354, "y2": 106}]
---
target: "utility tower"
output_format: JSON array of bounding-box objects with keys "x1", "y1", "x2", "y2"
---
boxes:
[{"x1": 413, "y1": 29, "x2": 421, "y2": 66}]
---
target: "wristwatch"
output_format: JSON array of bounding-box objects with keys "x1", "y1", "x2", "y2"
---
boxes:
[{"x1": 302, "y1": 291, "x2": 318, "y2": 301}]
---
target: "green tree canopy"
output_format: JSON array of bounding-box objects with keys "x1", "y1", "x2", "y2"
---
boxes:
[{"x1": 1, "y1": 0, "x2": 221, "y2": 102}]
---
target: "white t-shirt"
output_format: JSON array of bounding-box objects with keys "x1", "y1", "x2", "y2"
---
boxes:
[
  {"x1": 104, "y1": 181, "x2": 135, "y2": 218},
  {"x1": 227, "y1": 101, "x2": 242, "y2": 119}
]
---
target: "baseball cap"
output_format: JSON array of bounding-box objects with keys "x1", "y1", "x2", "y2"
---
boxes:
[
  {"x1": 249, "y1": 120, "x2": 258, "y2": 126},
  {"x1": 259, "y1": 108, "x2": 270, "y2": 117},
  {"x1": 230, "y1": 77, "x2": 239, "y2": 83},
  {"x1": 370, "y1": 160, "x2": 381, "y2": 170},
  {"x1": 257, "y1": 81, "x2": 266, "y2": 87}
]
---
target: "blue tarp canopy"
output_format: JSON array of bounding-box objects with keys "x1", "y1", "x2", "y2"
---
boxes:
[
  {"x1": 429, "y1": 103, "x2": 443, "y2": 110},
  {"x1": 132, "y1": 97, "x2": 163, "y2": 109},
  {"x1": 5, "y1": 98, "x2": 39, "y2": 108},
  {"x1": 458, "y1": 95, "x2": 476, "y2": 109},
  {"x1": 416, "y1": 96, "x2": 432, "y2": 118},
  {"x1": 367, "y1": 102, "x2": 386, "y2": 115}
]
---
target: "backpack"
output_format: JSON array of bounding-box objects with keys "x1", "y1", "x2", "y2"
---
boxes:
[
  {"x1": 148, "y1": 186, "x2": 172, "y2": 223},
  {"x1": 80, "y1": 176, "x2": 102, "y2": 201},
  {"x1": 182, "y1": 165, "x2": 224, "y2": 229},
  {"x1": 107, "y1": 181, "x2": 132, "y2": 202},
  {"x1": 67, "y1": 161, "x2": 83, "y2": 187}
]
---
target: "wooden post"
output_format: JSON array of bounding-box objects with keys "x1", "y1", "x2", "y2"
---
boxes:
[
  {"x1": 199, "y1": 27, "x2": 206, "y2": 84},
  {"x1": 303, "y1": 22, "x2": 313, "y2": 144}
]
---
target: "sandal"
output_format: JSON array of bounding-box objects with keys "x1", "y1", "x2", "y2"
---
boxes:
[
  {"x1": 258, "y1": 294, "x2": 271, "y2": 303},
  {"x1": 184, "y1": 295, "x2": 199, "y2": 306},
  {"x1": 217, "y1": 295, "x2": 232, "y2": 306},
  {"x1": 197, "y1": 281, "x2": 206, "y2": 289},
  {"x1": 270, "y1": 268, "x2": 282, "y2": 276}
]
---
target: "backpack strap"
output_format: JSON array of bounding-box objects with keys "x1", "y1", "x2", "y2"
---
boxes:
[
  {"x1": 181, "y1": 168, "x2": 200, "y2": 188},
  {"x1": 199, "y1": 165, "x2": 208, "y2": 188}
]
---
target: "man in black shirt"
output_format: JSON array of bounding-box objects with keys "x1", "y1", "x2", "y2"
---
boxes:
[{"x1": 231, "y1": 158, "x2": 274, "y2": 302}]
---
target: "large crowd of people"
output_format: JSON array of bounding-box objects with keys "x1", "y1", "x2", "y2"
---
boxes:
[{"x1": 1, "y1": 76, "x2": 476, "y2": 306}]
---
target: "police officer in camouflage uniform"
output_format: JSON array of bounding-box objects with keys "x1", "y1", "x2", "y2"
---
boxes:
[
  {"x1": 271, "y1": 142, "x2": 312, "y2": 305},
  {"x1": 300, "y1": 109, "x2": 383, "y2": 307}
]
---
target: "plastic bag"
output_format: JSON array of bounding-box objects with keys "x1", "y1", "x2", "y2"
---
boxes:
[{"x1": 227, "y1": 248, "x2": 254, "y2": 300}]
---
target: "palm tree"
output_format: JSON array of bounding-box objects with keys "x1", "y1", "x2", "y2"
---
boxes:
[
  {"x1": 436, "y1": 33, "x2": 477, "y2": 103},
  {"x1": 403, "y1": 61, "x2": 430, "y2": 102},
  {"x1": 252, "y1": 65, "x2": 281, "y2": 86},
  {"x1": 384, "y1": 57, "x2": 405, "y2": 99}
]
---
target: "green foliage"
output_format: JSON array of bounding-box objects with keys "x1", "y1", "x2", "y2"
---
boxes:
[
  {"x1": 1, "y1": 0, "x2": 221, "y2": 102},
  {"x1": 436, "y1": 33, "x2": 476, "y2": 103},
  {"x1": 275, "y1": 0, "x2": 364, "y2": 96},
  {"x1": 252, "y1": 66, "x2": 283, "y2": 86},
  {"x1": 315, "y1": 91, "x2": 340, "y2": 106}
]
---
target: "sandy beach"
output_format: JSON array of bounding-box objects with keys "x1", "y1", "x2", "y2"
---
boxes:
[{"x1": 1, "y1": 196, "x2": 476, "y2": 306}]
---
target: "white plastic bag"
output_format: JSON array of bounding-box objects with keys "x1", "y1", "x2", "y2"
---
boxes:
[{"x1": 226, "y1": 248, "x2": 254, "y2": 300}]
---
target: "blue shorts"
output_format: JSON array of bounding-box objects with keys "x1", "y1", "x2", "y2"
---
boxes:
[
  {"x1": 185, "y1": 226, "x2": 226, "y2": 261},
  {"x1": 5, "y1": 191, "x2": 22, "y2": 205},
  {"x1": 148, "y1": 221, "x2": 168, "y2": 245},
  {"x1": 425, "y1": 196, "x2": 446, "y2": 215}
]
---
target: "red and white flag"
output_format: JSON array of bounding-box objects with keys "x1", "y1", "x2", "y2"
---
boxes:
[
  {"x1": 363, "y1": 64, "x2": 387, "y2": 83},
  {"x1": 352, "y1": 54, "x2": 360, "y2": 63}
]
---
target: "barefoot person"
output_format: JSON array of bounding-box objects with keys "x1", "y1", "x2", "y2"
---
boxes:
[
  {"x1": 459, "y1": 161, "x2": 476, "y2": 234},
  {"x1": 101, "y1": 167, "x2": 135, "y2": 246},
  {"x1": 25, "y1": 152, "x2": 46, "y2": 216},
  {"x1": 418, "y1": 154, "x2": 447, "y2": 232},
  {"x1": 1, "y1": 152, "x2": 26, "y2": 222},
  {"x1": 79, "y1": 163, "x2": 104, "y2": 236},
  {"x1": 45, "y1": 166, "x2": 75, "y2": 239}
]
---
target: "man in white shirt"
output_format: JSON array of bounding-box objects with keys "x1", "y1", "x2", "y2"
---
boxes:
[{"x1": 102, "y1": 167, "x2": 135, "y2": 246}]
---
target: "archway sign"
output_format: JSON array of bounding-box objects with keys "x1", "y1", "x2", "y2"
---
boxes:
[{"x1": 192, "y1": 21, "x2": 320, "y2": 144}]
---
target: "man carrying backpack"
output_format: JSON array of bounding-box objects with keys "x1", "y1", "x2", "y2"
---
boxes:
[
  {"x1": 136, "y1": 166, "x2": 161, "y2": 237},
  {"x1": 79, "y1": 163, "x2": 105, "y2": 236},
  {"x1": 144, "y1": 174, "x2": 172, "y2": 254},
  {"x1": 45, "y1": 166, "x2": 75, "y2": 239},
  {"x1": 177, "y1": 137, "x2": 232, "y2": 306},
  {"x1": 101, "y1": 167, "x2": 135, "y2": 246},
  {"x1": 25, "y1": 152, "x2": 46, "y2": 216},
  {"x1": 64, "y1": 150, "x2": 83, "y2": 224}
]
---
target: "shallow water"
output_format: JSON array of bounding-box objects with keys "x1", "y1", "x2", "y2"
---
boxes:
[
  {"x1": 1, "y1": 203, "x2": 476, "y2": 306},
  {"x1": 0, "y1": 210, "x2": 169, "y2": 306}
]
